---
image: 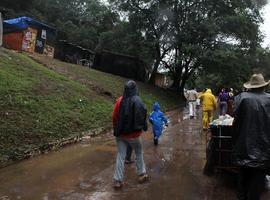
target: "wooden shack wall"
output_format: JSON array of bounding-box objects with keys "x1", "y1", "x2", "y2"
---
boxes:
[
  {"x1": 3, "y1": 32, "x2": 24, "y2": 50},
  {"x1": 54, "y1": 42, "x2": 94, "y2": 65},
  {"x1": 154, "y1": 73, "x2": 166, "y2": 88},
  {"x1": 93, "y1": 51, "x2": 146, "y2": 81}
]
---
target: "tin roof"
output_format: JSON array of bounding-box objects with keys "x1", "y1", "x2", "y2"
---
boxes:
[{"x1": 4, "y1": 16, "x2": 56, "y2": 34}]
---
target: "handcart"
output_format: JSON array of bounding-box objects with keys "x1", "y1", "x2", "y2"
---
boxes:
[{"x1": 204, "y1": 124, "x2": 238, "y2": 175}]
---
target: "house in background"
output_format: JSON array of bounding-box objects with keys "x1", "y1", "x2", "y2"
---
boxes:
[
  {"x1": 93, "y1": 50, "x2": 148, "y2": 82},
  {"x1": 54, "y1": 40, "x2": 95, "y2": 67},
  {"x1": 154, "y1": 72, "x2": 168, "y2": 88},
  {"x1": 3, "y1": 16, "x2": 56, "y2": 57}
]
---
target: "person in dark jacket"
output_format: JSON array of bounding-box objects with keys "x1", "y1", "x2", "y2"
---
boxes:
[
  {"x1": 227, "y1": 88, "x2": 234, "y2": 117},
  {"x1": 112, "y1": 80, "x2": 148, "y2": 189},
  {"x1": 233, "y1": 73, "x2": 270, "y2": 200}
]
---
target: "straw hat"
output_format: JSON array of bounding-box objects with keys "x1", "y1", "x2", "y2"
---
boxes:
[{"x1": 243, "y1": 73, "x2": 270, "y2": 89}]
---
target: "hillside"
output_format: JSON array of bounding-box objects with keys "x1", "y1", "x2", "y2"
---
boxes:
[{"x1": 0, "y1": 48, "x2": 181, "y2": 165}]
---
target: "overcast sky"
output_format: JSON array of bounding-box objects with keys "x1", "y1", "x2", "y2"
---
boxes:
[{"x1": 261, "y1": 0, "x2": 270, "y2": 47}]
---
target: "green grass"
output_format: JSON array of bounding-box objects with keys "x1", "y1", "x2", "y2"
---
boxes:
[
  {"x1": 0, "y1": 48, "x2": 180, "y2": 163},
  {"x1": 31, "y1": 53, "x2": 180, "y2": 111}
]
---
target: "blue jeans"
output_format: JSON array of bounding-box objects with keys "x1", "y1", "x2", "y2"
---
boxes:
[
  {"x1": 113, "y1": 136, "x2": 146, "y2": 182},
  {"x1": 125, "y1": 143, "x2": 133, "y2": 161},
  {"x1": 219, "y1": 101, "x2": 227, "y2": 115}
]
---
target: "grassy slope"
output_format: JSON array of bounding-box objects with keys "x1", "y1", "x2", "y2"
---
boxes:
[
  {"x1": 30, "y1": 53, "x2": 180, "y2": 111},
  {"x1": 0, "y1": 48, "x2": 180, "y2": 162}
]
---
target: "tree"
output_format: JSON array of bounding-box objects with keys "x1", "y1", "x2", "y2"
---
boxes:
[
  {"x1": 167, "y1": 0, "x2": 265, "y2": 93},
  {"x1": 250, "y1": 47, "x2": 270, "y2": 80},
  {"x1": 193, "y1": 43, "x2": 252, "y2": 92},
  {"x1": 31, "y1": 0, "x2": 119, "y2": 49},
  {"x1": 110, "y1": 0, "x2": 266, "y2": 94},
  {"x1": 1, "y1": 0, "x2": 268, "y2": 91},
  {"x1": 109, "y1": 0, "x2": 174, "y2": 83}
]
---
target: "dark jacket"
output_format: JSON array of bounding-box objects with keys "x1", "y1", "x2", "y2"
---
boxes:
[
  {"x1": 114, "y1": 81, "x2": 147, "y2": 136},
  {"x1": 233, "y1": 91, "x2": 270, "y2": 169}
]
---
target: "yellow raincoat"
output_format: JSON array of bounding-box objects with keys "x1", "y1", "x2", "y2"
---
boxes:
[{"x1": 199, "y1": 89, "x2": 217, "y2": 129}]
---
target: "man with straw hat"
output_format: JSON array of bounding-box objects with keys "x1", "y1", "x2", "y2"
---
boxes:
[{"x1": 233, "y1": 73, "x2": 270, "y2": 200}]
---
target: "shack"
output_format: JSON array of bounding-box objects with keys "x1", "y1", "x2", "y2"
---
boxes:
[
  {"x1": 93, "y1": 50, "x2": 147, "y2": 82},
  {"x1": 154, "y1": 72, "x2": 168, "y2": 88},
  {"x1": 54, "y1": 40, "x2": 95, "y2": 67},
  {"x1": 3, "y1": 16, "x2": 56, "y2": 57}
]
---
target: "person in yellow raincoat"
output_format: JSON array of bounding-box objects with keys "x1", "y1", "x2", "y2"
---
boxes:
[{"x1": 199, "y1": 89, "x2": 217, "y2": 130}]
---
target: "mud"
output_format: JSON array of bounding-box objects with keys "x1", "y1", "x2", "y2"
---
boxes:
[{"x1": 0, "y1": 108, "x2": 269, "y2": 200}]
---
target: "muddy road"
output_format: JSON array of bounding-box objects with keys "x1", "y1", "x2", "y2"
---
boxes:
[{"x1": 0, "y1": 108, "x2": 269, "y2": 200}]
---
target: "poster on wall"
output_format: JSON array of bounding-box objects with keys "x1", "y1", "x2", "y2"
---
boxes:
[
  {"x1": 43, "y1": 44, "x2": 54, "y2": 57},
  {"x1": 0, "y1": 12, "x2": 3, "y2": 46},
  {"x1": 41, "y1": 29, "x2": 46, "y2": 39},
  {"x1": 35, "y1": 29, "x2": 46, "y2": 54},
  {"x1": 22, "y1": 27, "x2": 37, "y2": 53}
]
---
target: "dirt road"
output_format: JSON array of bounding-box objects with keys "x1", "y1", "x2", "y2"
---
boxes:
[{"x1": 0, "y1": 108, "x2": 269, "y2": 200}]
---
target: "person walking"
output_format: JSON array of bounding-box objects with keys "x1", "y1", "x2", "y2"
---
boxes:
[
  {"x1": 227, "y1": 88, "x2": 234, "y2": 116},
  {"x1": 217, "y1": 88, "x2": 229, "y2": 115},
  {"x1": 149, "y1": 102, "x2": 168, "y2": 146},
  {"x1": 112, "y1": 80, "x2": 148, "y2": 189},
  {"x1": 199, "y1": 89, "x2": 217, "y2": 131},
  {"x1": 233, "y1": 73, "x2": 270, "y2": 200},
  {"x1": 184, "y1": 88, "x2": 199, "y2": 119}
]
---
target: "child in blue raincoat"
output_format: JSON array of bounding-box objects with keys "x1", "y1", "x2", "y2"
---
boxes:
[{"x1": 149, "y1": 102, "x2": 168, "y2": 145}]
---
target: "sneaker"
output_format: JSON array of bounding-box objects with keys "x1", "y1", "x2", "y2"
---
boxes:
[
  {"x1": 113, "y1": 180, "x2": 123, "y2": 190},
  {"x1": 138, "y1": 174, "x2": 149, "y2": 184}
]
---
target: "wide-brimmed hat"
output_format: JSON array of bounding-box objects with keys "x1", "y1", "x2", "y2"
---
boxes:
[{"x1": 243, "y1": 73, "x2": 270, "y2": 89}]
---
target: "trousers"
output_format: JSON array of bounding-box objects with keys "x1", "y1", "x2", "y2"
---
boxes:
[
  {"x1": 188, "y1": 101, "x2": 197, "y2": 117},
  {"x1": 202, "y1": 110, "x2": 213, "y2": 129},
  {"x1": 113, "y1": 136, "x2": 146, "y2": 181},
  {"x1": 237, "y1": 167, "x2": 266, "y2": 200}
]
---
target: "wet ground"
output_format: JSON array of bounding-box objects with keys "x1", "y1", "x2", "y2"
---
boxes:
[{"x1": 0, "y1": 107, "x2": 269, "y2": 200}]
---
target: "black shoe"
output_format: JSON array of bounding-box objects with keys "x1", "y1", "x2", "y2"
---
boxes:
[
  {"x1": 154, "y1": 138, "x2": 158, "y2": 146},
  {"x1": 125, "y1": 159, "x2": 134, "y2": 164},
  {"x1": 113, "y1": 180, "x2": 123, "y2": 190}
]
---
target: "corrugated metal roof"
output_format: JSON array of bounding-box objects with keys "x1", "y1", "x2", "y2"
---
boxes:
[{"x1": 4, "y1": 16, "x2": 56, "y2": 33}]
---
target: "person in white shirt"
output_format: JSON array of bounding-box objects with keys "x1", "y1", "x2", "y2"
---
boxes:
[{"x1": 184, "y1": 88, "x2": 199, "y2": 119}]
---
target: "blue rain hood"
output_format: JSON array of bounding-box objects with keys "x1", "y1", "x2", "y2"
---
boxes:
[
  {"x1": 149, "y1": 102, "x2": 168, "y2": 139},
  {"x1": 153, "y1": 102, "x2": 160, "y2": 111}
]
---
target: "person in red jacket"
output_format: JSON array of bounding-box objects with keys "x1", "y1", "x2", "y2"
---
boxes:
[{"x1": 112, "y1": 80, "x2": 148, "y2": 189}]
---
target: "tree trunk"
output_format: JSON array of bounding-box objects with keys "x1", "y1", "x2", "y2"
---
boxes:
[
  {"x1": 179, "y1": 79, "x2": 186, "y2": 96},
  {"x1": 148, "y1": 58, "x2": 161, "y2": 84},
  {"x1": 179, "y1": 68, "x2": 191, "y2": 96},
  {"x1": 171, "y1": 73, "x2": 181, "y2": 90},
  {"x1": 149, "y1": 42, "x2": 162, "y2": 84},
  {"x1": 171, "y1": 64, "x2": 183, "y2": 91}
]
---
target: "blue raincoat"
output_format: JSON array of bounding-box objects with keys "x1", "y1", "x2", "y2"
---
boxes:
[{"x1": 149, "y1": 102, "x2": 168, "y2": 139}]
